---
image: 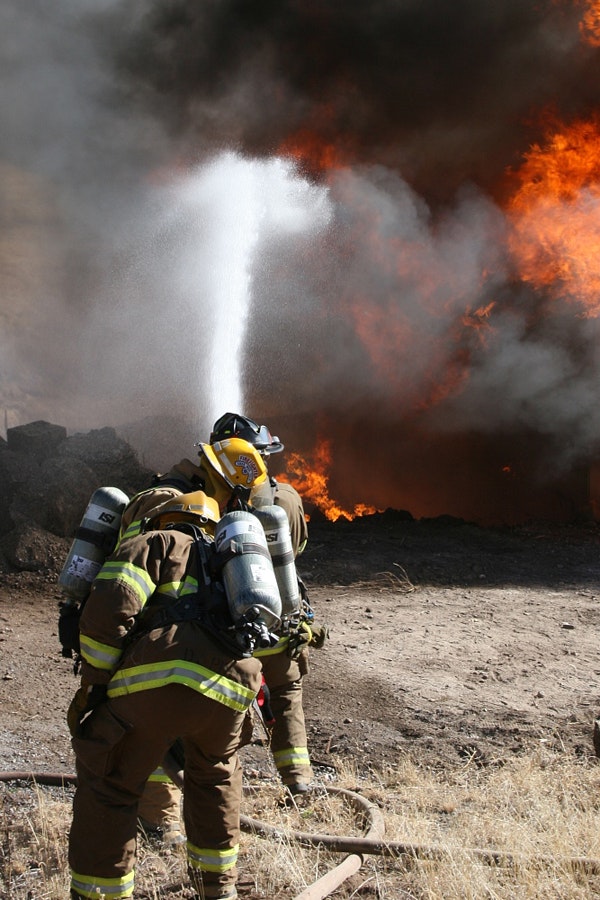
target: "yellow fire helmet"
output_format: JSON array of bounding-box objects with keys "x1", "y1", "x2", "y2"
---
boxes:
[
  {"x1": 149, "y1": 491, "x2": 221, "y2": 536},
  {"x1": 208, "y1": 437, "x2": 268, "y2": 490}
]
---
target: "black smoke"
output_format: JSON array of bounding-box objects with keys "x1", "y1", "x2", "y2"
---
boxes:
[
  {"x1": 106, "y1": 0, "x2": 595, "y2": 200},
  {"x1": 2, "y1": 0, "x2": 600, "y2": 523}
]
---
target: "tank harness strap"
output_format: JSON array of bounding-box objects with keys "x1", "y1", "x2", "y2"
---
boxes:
[
  {"x1": 212, "y1": 540, "x2": 272, "y2": 572},
  {"x1": 136, "y1": 523, "x2": 220, "y2": 632},
  {"x1": 268, "y1": 546, "x2": 296, "y2": 568},
  {"x1": 138, "y1": 593, "x2": 209, "y2": 631},
  {"x1": 74, "y1": 525, "x2": 118, "y2": 555},
  {"x1": 130, "y1": 521, "x2": 264, "y2": 659}
]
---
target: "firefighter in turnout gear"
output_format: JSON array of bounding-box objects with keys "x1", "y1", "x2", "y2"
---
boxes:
[
  {"x1": 115, "y1": 437, "x2": 269, "y2": 842},
  {"x1": 119, "y1": 438, "x2": 268, "y2": 545},
  {"x1": 211, "y1": 415, "x2": 319, "y2": 791},
  {"x1": 119, "y1": 414, "x2": 322, "y2": 815},
  {"x1": 67, "y1": 483, "x2": 276, "y2": 900},
  {"x1": 210, "y1": 415, "x2": 316, "y2": 795}
]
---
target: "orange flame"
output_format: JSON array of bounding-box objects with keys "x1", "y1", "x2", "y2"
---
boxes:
[
  {"x1": 342, "y1": 241, "x2": 497, "y2": 412},
  {"x1": 417, "y1": 301, "x2": 497, "y2": 408},
  {"x1": 461, "y1": 301, "x2": 496, "y2": 341},
  {"x1": 579, "y1": 0, "x2": 600, "y2": 45},
  {"x1": 507, "y1": 115, "x2": 600, "y2": 316},
  {"x1": 279, "y1": 438, "x2": 380, "y2": 522},
  {"x1": 277, "y1": 124, "x2": 350, "y2": 175}
]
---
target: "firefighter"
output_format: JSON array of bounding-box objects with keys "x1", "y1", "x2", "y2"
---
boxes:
[
  {"x1": 118, "y1": 437, "x2": 270, "y2": 843},
  {"x1": 119, "y1": 415, "x2": 325, "y2": 827},
  {"x1": 67, "y1": 487, "x2": 277, "y2": 900},
  {"x1": 209, "y1": 413, "x2": 319, "y2": 796},
  {"x1": 208, "y1": 413, "x2": 309, "y2": 557},
  {"x1": 118, "y1": 438, "x2": 260, "y2": 544}
]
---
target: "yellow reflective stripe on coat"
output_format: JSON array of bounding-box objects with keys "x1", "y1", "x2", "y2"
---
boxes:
[
  {"x1": 147, "y1": 766, "x2": 173, "y2": 784},
  {"x1": 70, "y1": 868, "x2": 134, "y2": 899},
  {"x1": 155, "y1": 575, "x2": 198, "y2": 600},
  {"x1": 118, "y1": 519, "x2": 144, "y2": 543},
  {"x1": 252, "y1": 635, "x2": 289, "y2": 657},
  {"x1": 79, "y1": 634, "x2": 122, "y2": 671},
  {"x1": 107, "y1": 660, "x2": 256, "y2": 711},
  {"x1": 187, "y1": 841, "x2": 238, "y2": 873},
  {"x1": 95, "y1": 560, "x2": 156, "y2": 607},
  {"x1": 117, "y1": 487, "x2": 160, "y2": 543},
  {"x1": 273, "y1": 746, "x2": 311, "y2": 769}
]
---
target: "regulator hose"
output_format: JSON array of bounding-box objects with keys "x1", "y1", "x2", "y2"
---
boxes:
[{"x1": 2, "y1": 770, "x2": 600, "y2": 892}]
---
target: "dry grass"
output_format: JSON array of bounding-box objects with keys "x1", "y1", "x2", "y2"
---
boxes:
[
  {"x1": 3, "y1": 747, "x2": 600, "y2": 898},
  {"x1": 1, "y1": 781, "x2": 71, "y2": 899},
  {"x1": 355, "y1": 748, "x2": 600, "y2": 899},
  {"x1": 347, "y1": 564, "x2": 418, "y2": 595}
]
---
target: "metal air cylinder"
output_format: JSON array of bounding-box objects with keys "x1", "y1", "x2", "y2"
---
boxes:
[
  {"x1": 214, "y1": 510, "x2": 282, "y2": 630},
  {"x1": 58, "y1": 486, "x2": 130, "y2": 600},
  {"x1": 252, "y1": 503, "x2": 301, "y2": 619}
]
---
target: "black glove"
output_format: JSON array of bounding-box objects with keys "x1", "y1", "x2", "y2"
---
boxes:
[
  {"x1": 67, "y1": 683, "x2": 107, "y2": 738},
  {"x1": 58, "y1": 600, "x2": 82, "y2": 658},
  {"x1": 287, "y1": 622, "x2": 329, "y2": 658}
]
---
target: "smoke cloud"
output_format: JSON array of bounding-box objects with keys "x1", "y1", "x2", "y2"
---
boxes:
[{"x1": 2, "y1": 0, "x2": 600, "y2": 521}]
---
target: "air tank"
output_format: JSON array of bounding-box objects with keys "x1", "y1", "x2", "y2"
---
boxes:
[
  {"x1": 251, "y1": 503, "x2": 301, "y2": 619},
  {"x1": 58, "y1": 486, "x2": 130, "y2": 600},
  {"x1": 214, "y1": 510, "x2": 282, "y2": 630}
]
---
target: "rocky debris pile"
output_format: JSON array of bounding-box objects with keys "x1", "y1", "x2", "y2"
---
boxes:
[{"x1": 0, "y1": 421, "x2": 154, "y2": 574}]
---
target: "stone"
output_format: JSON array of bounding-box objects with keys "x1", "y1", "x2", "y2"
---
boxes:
[{"x1": 6, "y1": 421, "x2": 67, "y2": 460}]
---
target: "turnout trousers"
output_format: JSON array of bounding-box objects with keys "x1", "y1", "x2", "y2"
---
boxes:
[
  {"x1": 137, "y1": 772, "x2": 182, "y2": 833},
  {"x1": 69, "y1": 674, "x2": 259, "y2": 900},
  {"x1": 258, "y1": 645, "x2": 313, "y2": 787}
]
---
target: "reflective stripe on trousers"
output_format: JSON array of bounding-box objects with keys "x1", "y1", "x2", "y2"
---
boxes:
[
  {"x1": 187, "y1": 840, "x2": 239, "y2": 873},
  {"x1": 70, "y1": 868, "x2": 135, "y2": 899},
  {"x1": 107, "y1": 659, "x2": 256, "y2": 712},
  {"x1": 273, "y1": 746, "x2": 311, "y2": 770}
]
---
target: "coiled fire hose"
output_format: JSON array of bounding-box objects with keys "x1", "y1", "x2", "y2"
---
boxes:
[{"x1": 2, "y1": 770, "x2": 600, "y2": 900}]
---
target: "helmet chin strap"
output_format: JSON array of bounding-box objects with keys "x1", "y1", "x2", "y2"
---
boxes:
[{"x1": 226, "y1": 484, "x2": 252, "y2": 511}]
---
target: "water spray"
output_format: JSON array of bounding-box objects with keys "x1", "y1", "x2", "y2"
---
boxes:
[{"x1": 158, "y1": 152, "x2": 332, "y2": 429}]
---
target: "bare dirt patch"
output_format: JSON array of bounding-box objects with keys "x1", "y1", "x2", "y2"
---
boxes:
[
  {"x1": 1, "y1": 513, "x2": 599, "y2": 780},
  {"x1": 3, "y1": 514, "x2": 600, "y2": 899},
  {"x1": 302, "y1": 514, "x2": 600, "y2": 774}
]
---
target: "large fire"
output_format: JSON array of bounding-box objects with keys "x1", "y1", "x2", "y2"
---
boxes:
[
  {"x1": 279, "y1": 438, "x2": 379, "y2": 522},
  {"x1": 580, "y1": 0, "x2": 600, "y2": 45},
  {"x1": 274, "y1": 1, "x2": 600, "y2": 522},
  {"x1": 506, "y1": 115, "x2": 600, "y2": 316},
  {"x1": 278, "y1": 107, "x2": 600, "y2": 518},
  {"x1": 9, "y1": 1, "x2": 600, "y2": 527}
]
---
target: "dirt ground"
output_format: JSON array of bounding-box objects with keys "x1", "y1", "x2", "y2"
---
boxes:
[{"x1": 1, "y1": 511, "x2": 600, "y2": 782}]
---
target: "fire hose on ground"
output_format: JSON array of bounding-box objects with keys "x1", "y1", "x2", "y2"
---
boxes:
[{"x1": 2, "y1": 770, "x2": 600, "y2": 899}]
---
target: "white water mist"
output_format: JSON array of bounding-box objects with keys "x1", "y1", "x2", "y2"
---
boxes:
[{"x1": 162, "y1": 152, "x2": 331, "y2": 426}]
